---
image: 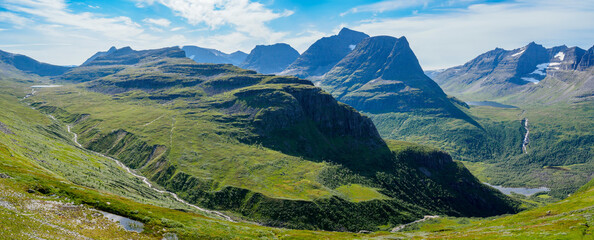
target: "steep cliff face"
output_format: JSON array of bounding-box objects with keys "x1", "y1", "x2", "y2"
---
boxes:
[
  {"x1": 281, "y1": 28, "x2": 369, "y2": 79},
  {"x1": 578, "y1": 46, "x2": 594, "y2": 70},
  {"x1": 240, "y1": 43, "x2": 300, "y2": 74}
]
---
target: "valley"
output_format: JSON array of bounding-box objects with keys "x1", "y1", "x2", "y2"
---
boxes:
[{"x1": 0, "y1": 6, "x2": 591, "y2": 238}]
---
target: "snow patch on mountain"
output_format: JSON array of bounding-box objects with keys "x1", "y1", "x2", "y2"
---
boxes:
[
  {"x1": 530, "y1": 63, "x2": 549, "y2": 76},
  {"x1": 512, "y1": 48, "x2": 525, "y2": 57},
  {"x1": 554, "y1": 52, "x2": 565, "y2": 61},
  {"x1": 521, "y1": 77, "x2": 540, "y2": 84}
]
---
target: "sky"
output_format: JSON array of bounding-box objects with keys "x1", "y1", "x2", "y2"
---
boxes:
[{"x1": 0, "y1": 0, "x2": 593, "y2": 69}]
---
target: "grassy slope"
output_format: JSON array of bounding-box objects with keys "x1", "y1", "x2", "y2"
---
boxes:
[
  {"x1": 0, "y1": 77, "x2": 369, "y2": 239},
  {"x1": 399, "y1": 177, "x2": 594, "y2": 239},
  {"x1": 28, "y1": 84, "x2": 336, "y2": 201}
]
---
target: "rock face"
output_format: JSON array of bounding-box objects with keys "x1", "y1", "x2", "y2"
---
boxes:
[
  {"x1": 432, "y1": 42, "x2": 594, "y2": 101},
  {"x1": 319, "y1": 36, "x2": 469, "y2": 119},
  {"x1": 0, "y1": 50, "x2": 71, "y2": 76},
  {"x1": 578, "y1": 46, "x2": 594, "y2": 70},
  {"x1": 181, "y1": 46, "x2": 247, "y2": 65},
  {"x1": 281, "y1": 28, "x2": 369, "y2": 79},
  {"x1": 240, "y1": 43, "x2": 300, "y2": 74}
]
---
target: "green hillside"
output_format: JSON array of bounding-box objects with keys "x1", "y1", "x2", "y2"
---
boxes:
[
  {"x1": 370, "y1": 102, "x2": 594, "y2": 199},
  {"x1": 1, "y1": 76, "x2": 588, "y2": 239},
  {"x1": 2, "y1": 46, "x2": 517, "y2": 231}
]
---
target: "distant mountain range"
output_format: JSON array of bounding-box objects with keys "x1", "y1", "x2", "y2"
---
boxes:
[
  {"x1": 239, "y1": 43, "x2": 300, "y2": 74},
  {"x1": 281, "y1": 28, "x2": 369, "y2": 79},
  {"x1": 0, "y1": 49, "x2": 71, "y2": 77},
  {"x1": 431, "y1": 42, "x2": 594, "y2": 104},
  {"x1": 181, "y1": 46, "x2": 247, "y2": 65}
]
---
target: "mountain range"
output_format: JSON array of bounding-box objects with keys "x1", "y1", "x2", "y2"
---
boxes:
[{"x1": 431, "y1": 42, "x2": 594, "y2": 104}]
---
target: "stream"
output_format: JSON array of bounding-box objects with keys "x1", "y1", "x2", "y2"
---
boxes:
[
  {"x1": 66, "y1": 125, "x2": 235, "y2": 222},
  {"x1": 522, "y1": 118, "x2": 529, "y2": 154}
]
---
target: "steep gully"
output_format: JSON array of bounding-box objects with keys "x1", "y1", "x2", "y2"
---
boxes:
[{"x1": 26, "y1": 86, "x2": 235, "y2": 222}]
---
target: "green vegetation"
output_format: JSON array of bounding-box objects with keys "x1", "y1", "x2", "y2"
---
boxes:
[
  {"x1": 0, "y1": 46, "x2": 591, "y2": 239},
  {"x1": 369, "y1": 102, "x2": 594, "y2": 199},
  {"x1": 10, "y1": 48, "x2": 516, "y2": 231},
  {"x1": 397, "y1": 177, "x2": 594, "y2": 239}
]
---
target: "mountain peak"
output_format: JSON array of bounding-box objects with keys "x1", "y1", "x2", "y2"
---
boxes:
[
  {"x1": 240, "y1": 43, "x2": 300, "y2": 74},
  {"x1": 397, "y1": 36, "x2": 410, "y2": 45},
  {"x1": 320, "y1": 34, "x2": 469, "y2": 118},
  {"x1": 281, "y1": 28, "x2": 370, "y2": 78},
  {"x1": 525, "y1": 41, "x2": 544, "y2": 49},
  {"x1": 338, "y1": 27, "x2": 363, "y2": 37}
]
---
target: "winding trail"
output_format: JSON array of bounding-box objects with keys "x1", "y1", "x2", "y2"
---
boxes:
[
  {"x1": 522, "y1": 118, "x2": 529, "y2": 154},
  {"x1": 391, "y1": 215, "x2": 439, "y2": 232},
  {"x1": 66, "y1": 125, "x2": 235, "y2": 222}
]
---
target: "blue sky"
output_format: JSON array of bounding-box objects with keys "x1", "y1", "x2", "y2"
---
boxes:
[{"x1": 0, "y1": 0, "x2": 593, "y2": 69}]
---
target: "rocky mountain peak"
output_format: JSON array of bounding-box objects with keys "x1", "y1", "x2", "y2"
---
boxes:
[
  {"x1": 383, "y1": 36, "x2": 425, "y2": 80},
  {"x1": 239, "y1": 43, "x2": 300, "y2": 74},
  {"x1": 280, "y1": 28, "x2": 369, "y2": 79},
  {"x1": 338, "y1": 27, "x2": 367, "y2": 38}
]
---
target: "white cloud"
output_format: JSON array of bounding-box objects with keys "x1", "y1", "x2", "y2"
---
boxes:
[
  {"x1": 350, "y1": 0, "x2": 594, "y2": 70},
  {"x1": 138, "y1": 0, "x2": 293, "y2": 37},
  {"x1": 342, "y1": 0, "x2": 431, "y2": 16},
  {"x1": 2, "y1": 0, "x2": 144, "y2": 40},
  {"x1": 0, "y1": 11, "x2": 32, "y2": 28},
  {"x1": 143, "y1": 18, "x2": 171, "y2": 27},
  {"x1": 0, "y1": 0, "x2": 184, "y2": 65}
]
